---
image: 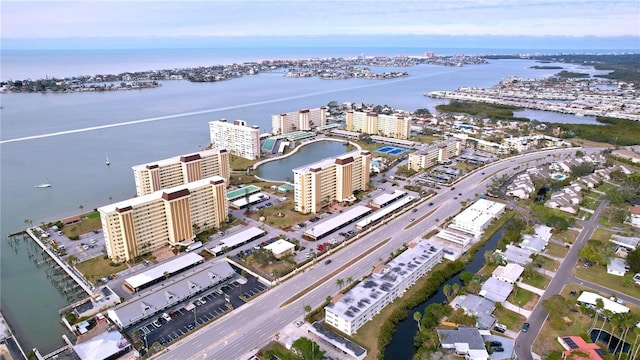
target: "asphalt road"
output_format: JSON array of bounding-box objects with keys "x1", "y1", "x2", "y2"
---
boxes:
[{"x1": 154, "y1": 147, "x2": 586, "y2": 360}]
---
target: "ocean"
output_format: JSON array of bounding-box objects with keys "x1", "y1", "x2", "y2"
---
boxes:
[{"x1": 0, "y1": 46, "x2": 605, "y2": 353}]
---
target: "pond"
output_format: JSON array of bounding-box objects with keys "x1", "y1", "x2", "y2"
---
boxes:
[{"x1": 254, "y1": 140, "x2": 354, "y2": 181}]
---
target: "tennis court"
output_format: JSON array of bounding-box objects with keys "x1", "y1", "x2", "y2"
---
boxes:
[{"x1": 375, "y1": 146, "x2": 408, "y2": 155}]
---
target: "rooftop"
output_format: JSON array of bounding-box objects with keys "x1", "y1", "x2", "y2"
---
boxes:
[
  {"x1": 304, "y1": 206, "x2": 372, "y2": 239},
  {"x1": 292, "y1": 150, "x2": 366, "y2": 173},
  {"x1": 124, "y1": 253, "x2": 204, "y2": 290},
  {"x1": 132, "y1": 148, "x2": 226, "y2": 171}
]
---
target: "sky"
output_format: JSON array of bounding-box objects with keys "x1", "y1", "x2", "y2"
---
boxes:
[{"x1": 2, "y1": 0, "x2": 639, "y2": 49}]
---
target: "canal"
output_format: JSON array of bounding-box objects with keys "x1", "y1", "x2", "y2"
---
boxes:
[{"x1": 383, "y1": 227, "x2": 506, "y2": 359}]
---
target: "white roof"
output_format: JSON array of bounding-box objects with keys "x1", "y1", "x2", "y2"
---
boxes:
[
  {"x1": 304, "y1": 206, "x2": 372, "y2": 239},
  {"x1": 371, "y1": 190, "x2": 406, "y2": 207},
  {"x1": 356, "y1": 196, "x2": 415, "y2": 229},
  {"x1": 124, "y1": 253, "x2": 204, "y2": 290},
  {"x1": 218, "y1": 227, "x2": 266, "y2": 248},
  {"x1": 73, "y1": 330, "x2": 130, "y2": 360},
  {"x1": 577, "y1": 291, "x2": 630, "y2": 314},
  {"x1": 232, "y1": 193, "x2": 269, "y2": 208},
  {"x1": 265, "y1": 239, "x2": 295, "y2": 255},
  {"x1": 492, "y1": 263, "x2": 524, "y2": 283}
]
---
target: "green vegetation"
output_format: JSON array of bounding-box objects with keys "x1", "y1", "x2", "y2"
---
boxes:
[
  {"x1": 436, "y1": 100, "x2": 529, "y2": 122},
  {"x1": 530, "y1": 65, "x2": 563, "y2": 70},
  {"x1": 529, "y1": 53, "x2": 640, "y2": 85},
  {"x1": 546, "y1": 243, "x2": 569, "y2": 258},
  {"x1": 492, "y1": 306, "x2": 527, "y2": 331},
  {"x1": 508, "y1": 287, "x2": 538, "y2": 310},
  {"x1": 556, "y1": 70, "x2": 589, "y2": 78},
  {"x1": 75, "y1": 256, "x2": 128, "y2": 284},
  {"x1": 554, "y1": 116, "x2": 640, "y2": 146},
  {"x1": 574, "y1": 266, "x2": 640, "y2": 299},
  {"x1": 229, "y1": 154, "x2": 260, "y2": 171}
]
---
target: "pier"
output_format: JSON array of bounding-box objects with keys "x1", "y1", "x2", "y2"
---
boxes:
[{"x1": 25, "y1": 228, "x2": 93, "y2": 295}]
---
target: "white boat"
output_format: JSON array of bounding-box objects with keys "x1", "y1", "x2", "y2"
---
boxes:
[
  {"x1": 35, "y1": 178, "x2": 51, "y2": 188},
  {"x1": 105, "y1": 153, "x2": 110, "y2": 166}
]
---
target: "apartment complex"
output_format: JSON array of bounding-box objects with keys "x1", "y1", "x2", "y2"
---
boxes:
[
  {"x1": 345, "y1": 111, "x2": 411, "y2": 139},
  {"x1": 132, "y1": 148, "x2": 230, "y2": 196},
  {"x1": 99, "y1": 176, "x2": 228, "y2": 262},
  {"x1": 293, "y1": 150, "x2": 371, "y2": 214},
  {"x1": 208, "y1": 119, "x2": 260, "y2": 160},
  {"x1": 325, "y1": 241, "x2": 443, "y2": 335},
  {"x1": 407, "y1": 139, "x2": 462, "y2": 171},
  {"x1": 271, "y1": 107, "x2": 327, "y2": 134}
]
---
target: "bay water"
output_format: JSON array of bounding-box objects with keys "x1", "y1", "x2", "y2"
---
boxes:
[{"x1": 0, "y1": 47, "x2": 602, "y2": 353}]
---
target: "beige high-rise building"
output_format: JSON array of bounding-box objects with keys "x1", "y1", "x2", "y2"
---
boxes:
[
  {"x1": 132, "y1": 148, "x2": 230, "y2": 196},
  {"x1": 209, "y1": 119, "x2": 261, "y2": 160},
  {"x1": 407, "y1": 139, "x2": 462, "y2": 171},
  {"x1": 293, "y1": 150, "x2": 371, "y2": 214},
  {"x1": 99, "y1": 176, "x2": 228, "y2": 262},
  {"x1": 345, "y1": 111, "x2": 411, "y2": 139},
  {"x1": 271, "y1": 107, "x2": 327, "y2": 134}
]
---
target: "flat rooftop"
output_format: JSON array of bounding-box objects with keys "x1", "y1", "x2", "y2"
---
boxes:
[
  {"x1": 214, "y1": 227, "x2": 266, "y2": 249},
  {"x1": 131, "y1": 148, "x2": 226, "y2": 171},
  {"x1": 226, "y1": 185, "x2": 261, "y2": 201},
  {"x1": 371, "y1": 189, "x2": 406, "y2": 207},
  {"x1": 304, "y1": 206, "x2": 372, "y2": 239},
  {"x1": 293, "y1": 150, "x2": 364, "y2": 174},
  {"x1": 124, "y1": 253, "x2": 204, "y2": 289}
]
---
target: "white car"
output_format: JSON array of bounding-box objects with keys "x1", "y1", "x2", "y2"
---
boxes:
[
  {"x1": 162, "y1": 313, "x2": 171, "y2": 322},
  {"x1": 295, "y1": 320, "x2": 304, "y2": 327}
]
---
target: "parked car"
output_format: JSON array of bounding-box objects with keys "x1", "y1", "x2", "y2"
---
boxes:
[
  {"x1": 489, "y1": 341, "x2": 502, "y2": 347},
  {"x1": 491, "y1": 346, "x2": 504, "y2": 352},
  {"x1": 162, "y1": 313, "x2": 172, "y2": 322},
  {"x1": 295, "y1": 320, "x2": 304, "y2": 327},
  {"x1": 152, "y1": 320, "x2": 162, "y2": 328}
]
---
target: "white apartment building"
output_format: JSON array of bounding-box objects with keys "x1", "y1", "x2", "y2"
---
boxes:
[
  {"x1": 293, "y1": 150, "x2": 371, "y2": 214},
  {"x1": 271, "y1": 107, "x2": 327, "y2": 134},
  {"x1": 99, "y1": 177, "x2": 228, "y2": 262},
  {"x1": 407, "y1": 139, "x2": 462, "y2": 171},
  {"x1": 208, "y1": 119, "x2": 260, "y2": 160},
  {"x1": 346, "y1": 111, "x2": 411, "y2": 139},
  {"x1": 325, "y1": 241, "x2": 443, "y2": 335},
  {"x1": 132, "y1": 148, "x2": 230, "y2": 196},
  {"x1": 449, "y1": 199, "x2": 506, "y2": 237}
]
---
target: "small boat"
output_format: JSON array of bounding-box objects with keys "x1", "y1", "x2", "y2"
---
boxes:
[
  {"x1": 35, "y1": 178, "x2": 51, "y2": 188},
  {"x1": 105, "y1": 153, "x2": 110, "y2": 166}
]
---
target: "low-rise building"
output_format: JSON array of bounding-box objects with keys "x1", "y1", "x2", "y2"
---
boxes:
[
  {"x1": 448, "y1": 199, "x2": 506, "y2": 238},
  {"x1": 450, "y1": 294, "x2": 496, "y2": 329},
  {"x1": 492, "y1": 263, "x2": 524, "y2": 284},
  {"x1": 324, "y1": 241, "x2": 443, "y2": 335},
  {"x1": 479, "y1": 277, "x2": 513, "y2": 303},
  {"x1": 611, "y1": 148, "x2": 640, "y2": 164},
  {"x1": 437, "y1": 327, "x2": 490, "y2": 360},
  {"x1": 576, "y1": 291, "x2": 630, "y2": 314},
  {"x1": 558, "y1": 336, "x2": 604, "y2": 360},
  {"x1": 264, "y1": 239, "x2": 295, "y2": 258},
  {"x1": 500, "y1": 245, "x2": 534, "y2": 266},
  {"x1": 607, "y1": 257, "x2": 627, "y2": 277}
]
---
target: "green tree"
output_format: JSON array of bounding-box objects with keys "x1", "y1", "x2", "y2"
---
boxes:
[
  {"x1": 414, "y1": 311, "x2": 422, "y2": 332},
  {"x1": 627, "y1": 247, "x2": 640, "y2": 273},
  {"x1": 291, "y1": 337, "x2": 324, "y2": 360},
  {"x1": 336, "y1": 278, "x2": 344, "y2": 289},
  {"x1": 443, "y1": 284, "x2": 452, "y2": 302}
]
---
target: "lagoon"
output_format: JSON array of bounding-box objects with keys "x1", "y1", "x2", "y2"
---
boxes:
[{"x1": 254, "y1": 140, "x2": 354, "y2": 181}]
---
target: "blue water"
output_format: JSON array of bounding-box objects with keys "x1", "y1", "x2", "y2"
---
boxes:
[
  {"x1": 0, "y1": 46, "x2": 609, "y2": 353},
  {"x1": 376, "y1": 146, "x2": 409, "y2": 155}
]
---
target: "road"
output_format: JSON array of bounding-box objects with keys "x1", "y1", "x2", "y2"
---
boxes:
[{"x1": 154, "y1": 147, "x2": 586, "y2": 360}]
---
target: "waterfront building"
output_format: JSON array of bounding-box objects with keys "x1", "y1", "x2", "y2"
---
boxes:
[
  {"x1": 132, "y1": 148, "x2": 230, "y2": 196},
  {"x1": 407, "y1": 139, "x2": 462, "y2": 171},
  {"x1": 99, "y1": 176, "x2": 228, "y2": 262},
  {"x1": 448, "y1": 199, "x2": 506, "y2": 238},
  {"x1": 345, "y1": 111, "x2": 411, "y2": 139},
  {"x1": 208, "y1": 119, "x2": 260, "y2": 160},
  {"x1": 325, "y1": 241, "x2": 443, "y2": 335},
  {"x1": 293, "y1": 150, "x2": 371, "y2": 214},
  {"x1": 271, "y1": 107, "x2": 327, "y2": 134}
]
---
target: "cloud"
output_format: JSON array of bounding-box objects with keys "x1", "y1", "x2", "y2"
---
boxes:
[{"x1": 2, "y1": 0, "x2": 639, "y2": 39}]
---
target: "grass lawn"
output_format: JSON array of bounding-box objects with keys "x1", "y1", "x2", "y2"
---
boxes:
[
  {"x1": 545, "y1": 243, "x2": 569, "y2": 258},
  {"x1": 476, "y1": 263, "x2": 498, "y2": 280},
  {"x1": 412, "y1": 135, "x2": 441, "y2": 144},
  {"x1": 229, "y1": 154, "x2": 260, "y2": 171},
  {"x1": 553, "y1": 229, "x2": 579, "y2": 245},
  {"x1": 247, "y1": 197, "x2": 314, "y2": 229},
  {"x1": 532, "y1": 303, "x2": 594, "y2": 357},
  {"x1": 595, "y1": 182, "x2": 618, "y2": 194},
  {"x1": 521, "y1": 272, "x2": 552, "y2": 290},
  {"x1": 590, "y1": 228, "x2": 614, "y2": 242},
  {"x1": 581, "y1": 196, "x2": 599, "y2": 210},
  {"x1": 63, "y1": 216, "x2": 103, "y2": 237},
  {"x1": 493, "y1": 307, "x2": 527, "y2": 331},
  {"x1": 574, "y1": 266, "x2": 640, "y2": 300},
  {"x1": 247, "y1": 256, "x2": 295, "y2": 278},
  {"x1": 535, "y1": 255, "x2": 561, "y2": 272},
  {"x1": 75, "y1": 256, "x2": 128, "y2": 284},
  {"x1": 508, "y1": 288, "x2": 539, "y2": 311},
  {"x1": 257, "y1": 341, "x2": 298, "y2": 360}
]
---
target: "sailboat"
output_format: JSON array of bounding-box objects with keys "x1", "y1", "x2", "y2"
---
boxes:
[
  {"x1": 35, "y1": 178, "x2": 51, "y2": 188},
  {"x1": 105, "y1": 153, "x2": 110, "y2": 166}
]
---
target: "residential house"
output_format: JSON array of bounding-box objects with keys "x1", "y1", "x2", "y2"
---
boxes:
[
  {"x1": 479, "y1": 277, "x2": 514, "y2": 303},
  {"x1": 606, "y1": 257, "x2": 627, "y2": 277},
  {"x1": 609, "y1": 234, "x2": 640, "y2": 251},
  {"x1": 437, "y1": 327, "x2": 490, "y2": 360},
  {"x1": 557, "y1": 336, "x2": 604, "y2": 360},
  {"x1": 492, "y1": 263, "x2": 524, "y2": 284},
  {"x1": 450, "y1": 294, "x2": 496, "y2": 329}
]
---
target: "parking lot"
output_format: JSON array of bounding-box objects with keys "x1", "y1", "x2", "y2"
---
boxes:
[{"x1": 126, "y1": 270, "x2": 268, "y2": 350}]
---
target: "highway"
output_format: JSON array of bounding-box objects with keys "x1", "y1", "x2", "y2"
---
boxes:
[{"x1": 155, "y1": 147, "x2": 586, "y2": 360}]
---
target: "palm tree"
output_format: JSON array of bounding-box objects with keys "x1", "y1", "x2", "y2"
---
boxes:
[
  {"x1": 452, "y1": 283, "x2": 460, "y2": 298},
  {"x1": 336, "y1": 278, "x2": 344, "y2": 289},
  {"x1": 443, "y1": 284, "x2": 452, "y2": 302},
  {"x1": 79, "y1": 204, "x2": 84, "y2": 213},
  {"x1": 304, "y1": 304, "x2": 312, "y2": 318},
  {"x1": 274, "y1": 332, "x2": 280, "y2": 342},
  {"x1": 346, "y1": 277, "x2": 353, "y2": 286},
  {"x1": 413, "y1": 311, "x2": 422, "y2": 332}
]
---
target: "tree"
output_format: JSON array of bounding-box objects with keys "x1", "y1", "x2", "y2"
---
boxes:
[
  {"x1": 304, "y1": 304, "x2": 312, "y2": 317},
  {"x1": 336, "y1": 278, "x2": 344, "y2": 289},
  {"x1": 414, "y1": 311, "x2": 422, "y2": 332},
  {"x1": 443, "y1": 284, "x2": 452, "y2": 302},
  {"x1": 346, "y1": 277, "x2": 353, "y2": 286},
  {"x1": 79, "y1": 204, "x2": 84, "y2": 213},
  {"x1": 460, "y1": 271, "x2": 474, "y2": 285},
  {"x1": 627, "y1": 247, "x2": 640, "y2": 273},
  {"x1": 291, "y1": 337, "x2": 324, "y2": 360}
]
